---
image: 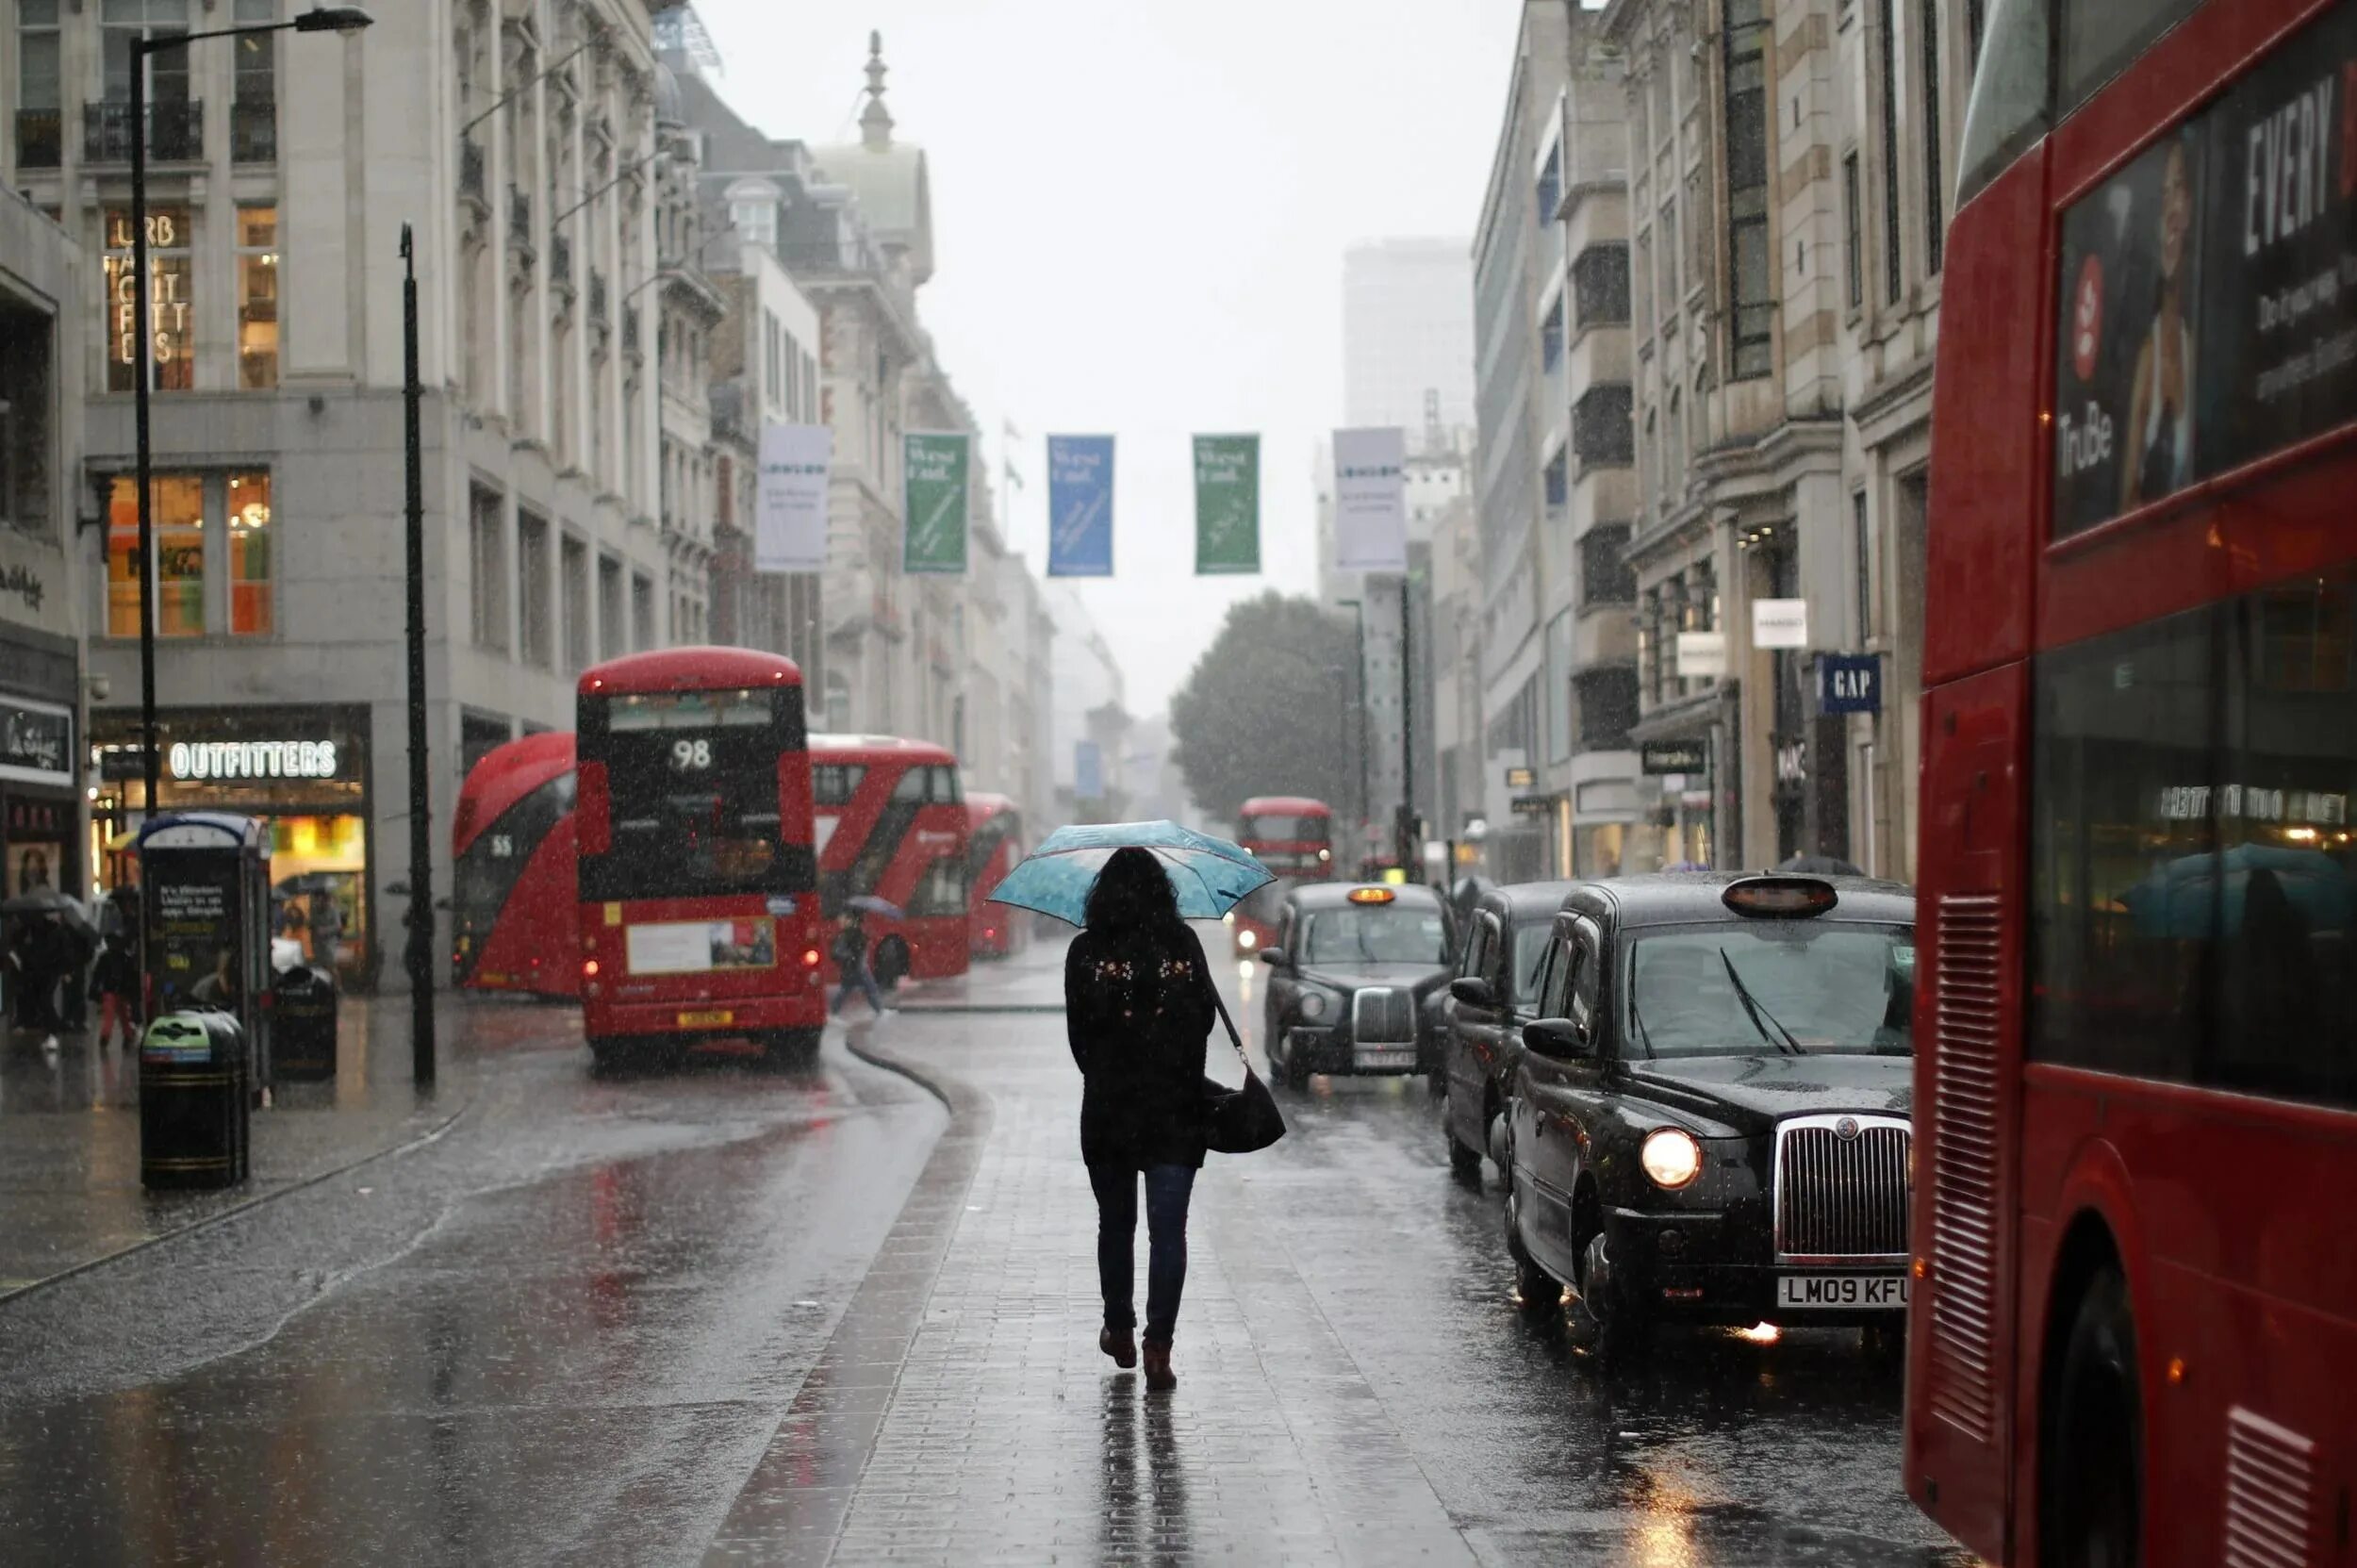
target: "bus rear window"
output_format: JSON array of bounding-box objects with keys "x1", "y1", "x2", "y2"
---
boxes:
[{"x1": 602, "y1": 688, "x2": 776, "y2": 731}]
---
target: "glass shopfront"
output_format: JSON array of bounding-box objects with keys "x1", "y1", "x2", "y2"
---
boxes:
[{"x1": 91, "y1": 705, "x2": 375, "y2": 990}]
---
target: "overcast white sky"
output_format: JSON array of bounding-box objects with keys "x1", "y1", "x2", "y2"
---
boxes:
[{"x1": 697, "y1": 0, "x2": 1527, "y2": 715}]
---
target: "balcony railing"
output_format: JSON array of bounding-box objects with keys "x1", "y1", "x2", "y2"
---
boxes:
[
  {"x1": 507, "y1": 186, "x2": 532, "y2": 250},
  {"x1": 458, "y1": 136, "x2": 486, "y2": 205},
  {"x1": 229, "y1": 95, "x2": 274, "y2": 163},
  {"x1": 14, "y1": 108, "x2": 62, "y2": 170},
  {"x1": 84, "y1": 99, "x2": 204, "y2": 163}
]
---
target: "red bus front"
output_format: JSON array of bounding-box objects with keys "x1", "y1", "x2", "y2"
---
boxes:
[
  {"x1": 811, "y1": 734, "x2": 970, "y2": 985},
  {"x1": 1909, "y1": 3, "x2": 2357, "y2": 1562},
  {"x1": 1237, "y1": 796, "x2": 1336, "y2": 881},
  {"x1": 574, "y1": 650, "x2": 826, "y2": 1060},
  {"x1": 964, "y1": 793, "x2": 1028, "y2": 959},
  {"x1": 452, "y1": 733, "x2": 581, "y2": 999}
]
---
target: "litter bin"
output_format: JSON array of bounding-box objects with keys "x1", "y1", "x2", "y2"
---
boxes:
[
  {"x1": 140, "y1": 1009, "x2": 249, "y2": 1189},
  {"x1": 272, "y1": 964, "x2": 338, "y2": 1081}
]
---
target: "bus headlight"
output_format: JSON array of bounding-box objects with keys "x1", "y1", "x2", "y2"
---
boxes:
[
  {"x1": 1317, "y1": 848, "x2": 1331, "y2": 862},
  {"x1": 1238, "y1": 929, "x2": 1257, "y2": 949},
  {"x1": 1640, "y1": 1129, "x2": 1704, "y2": 1191}
]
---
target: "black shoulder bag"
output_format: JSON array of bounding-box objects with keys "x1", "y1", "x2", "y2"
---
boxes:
[{"x1": 1201, "y1": 978, "x2": 1286, "y2": 1154}]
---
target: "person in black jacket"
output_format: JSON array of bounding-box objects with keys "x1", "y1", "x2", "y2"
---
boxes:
[{"x1": 1064, "y1": 847, "x2": 1213, "y2": 1392}]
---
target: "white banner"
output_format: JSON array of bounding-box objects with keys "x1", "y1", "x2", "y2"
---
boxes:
[
  {"x1": 1675, "y1": 630, "x2": 1728, "y2": 680},
  {"x1": 755, "y1": 421, "x2": 832, "y2": 573},
  {"x1": 1332, "y1": 426, "x2": 1408, "y2": 572}
]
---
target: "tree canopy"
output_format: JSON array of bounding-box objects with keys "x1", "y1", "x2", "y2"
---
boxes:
[{"x1": 1169, "y1": 591, "x2": 1361, "y2": 826}]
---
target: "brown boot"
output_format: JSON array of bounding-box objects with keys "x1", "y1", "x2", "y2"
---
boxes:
[
  {"x1": 1142, "y1": 1339, "x2": 1175, "y2": 1391},
  {"x1": 1098, "y1": 1327, "x2": 1137, "y2": 1369}
]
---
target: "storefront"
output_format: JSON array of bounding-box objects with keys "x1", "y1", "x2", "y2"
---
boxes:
[
  {"x1": 0, "y1": 644, "x2": 83, "y2": 902},
  {"x1": 91, "y1": 705, "x2": 375, "y2": 990},
  {"x1": 1637, "y1": 732, "x2": 1722, "y2": 872}
]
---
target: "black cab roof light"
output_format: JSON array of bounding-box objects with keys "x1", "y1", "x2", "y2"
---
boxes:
[{"x1": 1722, "y1": 876, "x2": 1838, "y2": 918}]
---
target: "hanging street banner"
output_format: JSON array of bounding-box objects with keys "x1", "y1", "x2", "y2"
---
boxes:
[
  {"x1": 1047, "y1": 435, "x2": 1115, "y2": 577},
  {"x1": 1332, "y1": 426, "x2": 1408, "y2": 572},
  {"x1": 902, "y1": 431, "x2": 971, "y2": 575},
  {"x1": 1193, "y1": 434, "x2": 1260, "y2": 574},
  {"x1": 754, "y1": 421, "x2": 832, "y2": 573}
]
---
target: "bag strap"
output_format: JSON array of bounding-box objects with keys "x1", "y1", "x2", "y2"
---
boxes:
[{"x1": 1196, "y1": 939, "x2": 1251, "y2": 1073}]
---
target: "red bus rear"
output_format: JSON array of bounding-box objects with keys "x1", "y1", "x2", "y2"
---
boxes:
[
  {"x1": 575, "y1": 649, "x2": 826, "y2": 1065},
  {"x1": 452, "y1": 732, "x2": 579, "y2": 999},
  {"x1": 1237, "y1": 796, "x2": 1335, "y2": 881},
  {"x1": 964, "y1": 792, "x2": 1028, "y2": 959},
  {"x1": 1908, "y1": 4, "x2": 2357, "y2": 1562},
  {"x1": 811, "y1": 734, "x2": 970, "y2": 984}
]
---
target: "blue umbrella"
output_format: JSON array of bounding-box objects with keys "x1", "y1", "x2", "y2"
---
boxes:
[
  {"x1": 2119, "y1": 844, "x2": 2353, "y2": 939},
  {"x1": 987, "y1": 820, "x2": 1276, "y2": 926},
  {"x1": 846, "y1": 894, "x2": 905, "y2": 919}
]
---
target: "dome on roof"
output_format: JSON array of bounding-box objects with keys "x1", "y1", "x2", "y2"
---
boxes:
[{"x1": 651, "y1": 60, "x2": 684, "y2": 130}]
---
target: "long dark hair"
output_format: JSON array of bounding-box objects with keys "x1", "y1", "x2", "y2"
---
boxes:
[{"x1": 1084, "y1": 847, "x2": 1181, "y2": 934}]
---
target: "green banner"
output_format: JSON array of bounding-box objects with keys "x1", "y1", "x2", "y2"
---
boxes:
[
  {"x1": 902, "y1": 432, "x2": 970, "y2": 575},
  {"x1": 1193, "y1": 434, "x2": 1260, "y2": 574}
]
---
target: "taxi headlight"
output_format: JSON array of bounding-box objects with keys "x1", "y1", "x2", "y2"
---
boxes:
[
  {"x1": 1640, "y1": 1128, "x2": 1705, "y2": 1191},
  {"x1": 1300, "y1": 992, "x2": 1327, "y2": 1020},
  {"x1": 1238, "y1": 928, "x2": 1258, "y2": 949}
]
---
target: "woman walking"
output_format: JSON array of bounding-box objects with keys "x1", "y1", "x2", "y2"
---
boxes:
[{"x1": 1064, "y1": 848, "x2": 1214, "y2": 1392}]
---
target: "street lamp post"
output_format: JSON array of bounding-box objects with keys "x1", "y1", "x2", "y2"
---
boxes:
[
  {"x1": 129, "y1": 7, "x2": 371, "y2": 813},
  {"x1": 1335, "y1": 598, "x2": 1369, "y2": 870}
]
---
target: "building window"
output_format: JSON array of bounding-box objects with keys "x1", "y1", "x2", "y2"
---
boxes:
[
  {"x1": 1842, "y1": 151, "x2": 1865, "y2": 309},
  {"x1": 598, "y1": 553, "x2": 624, "y2": 660},
  {"x1": 1579, "y1": 525, "x2": 1635, "y2": 607},
  {"x1": 235, "y1": 205, "x2": 279, "y2": 388},
  {"x1": 225, "y1": 470, "x2": 272, "y2": 634},
  {"x1": 518, "y1": 509, "x2": 552, "y2": 668},
  {"x1": 1541, "y1": 294, "x2": 1565, "y2": 373},
  {"x1": 15, "y1": 0, "x2": 63, "y2": 169},
  {"x1": 1572, "y1": 385, "x2": 1634, "y2": 467},
  {"x1": 103, "y1": 206, "x2": 194, "y2": 392},
  {"x1": 1543, "y1": 449, "x2": 1568, "y2": 508},
  {"x1": 1570, "y1": 244, "x2": 1630, "y2": 326},
  {"x1": 1545, "y1": 610, "x2": 1573, "y2": 764},
  {"x1": 631, "y1": 570, "x2": 654, "y2": 652},
  {"x1": 0, "y1": 301, "x2": 53, "y2": 537},
  {"x1": 1576, "y1": 666, "x2": 1639, "y2": 750},
  {"x1": 561, "y1": 534, "x2": 590, "y2": 673},
  {"x1": 107, "y1": 473, "x2": 204, "y2": 636},
  {"x1": 230, "y1": 0, "x2": 275, "y2": 162},
  {"x1": 1922, "y1": 0, "x2": 1945, "y2": 275},
  {"x1": 1882, "y1": 0, "x2": 1906, "y2": 305},
  {"x1": 1854, "y1": 487, "x2": 1874, "y2": 638},
  {"x1": 1722, "y1": 0, "x2": 1773, "y2": 378},
  {"x1": 469, "y1": 484, "x2": 507, "y2": 651},
  {"x1": 1537, "y1": 143, "x2": 1561, "y2": 227},
  {"x1": 102, "y1": 0, "x2": 192, "y2": 106}
]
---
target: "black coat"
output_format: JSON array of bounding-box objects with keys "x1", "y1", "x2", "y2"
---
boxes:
[{"x1": 1065, "y1": 922, "x2": 1214, "y2": 1170}]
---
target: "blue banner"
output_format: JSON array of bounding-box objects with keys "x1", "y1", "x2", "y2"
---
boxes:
[{"x1": 1047, "y1": 435, "x2": 1114, "y2": 577}]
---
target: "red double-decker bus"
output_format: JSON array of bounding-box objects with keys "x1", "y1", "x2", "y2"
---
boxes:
[
  {"x1": 811, "y1": 734, "x2": 970, "y2": 985},
  {"x1": 1909, "y1": 4, "x2": 2357, "y2": 1562},
  {"x1": 1237, "y1": 797, "x2": 1336, "y2": 880},
  {"x1": 452, "y1": 732, "x2": 579, "y2": 998},
  {"x1": 964, "y1": 792, "x2": 1029, "y2": 959},
  {"x1": 575, "y1": 649, "x2": 826, "y2": 1066}
]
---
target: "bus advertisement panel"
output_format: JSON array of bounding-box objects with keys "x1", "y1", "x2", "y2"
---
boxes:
[
  {"x1": 575, "y1": 650, "x2": 825, "y2": 1065},
  {"x1": 811, "y1": 734, "x2": 970, "y2": 984},
  {"x1": 452, "y1": 733, "x2": 579, "y2": 998},
  {"x1": 964, "y1": 792, "x2": 1028, "y2": 959}
]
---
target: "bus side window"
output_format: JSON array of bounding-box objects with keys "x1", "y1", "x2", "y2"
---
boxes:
[{"x1": 891, "y1": 767, "x2": 925, "y2": 802}]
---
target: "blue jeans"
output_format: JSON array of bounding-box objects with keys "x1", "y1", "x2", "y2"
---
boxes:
[
  {"x1": 832, "y1": 965, "x2": 885, "y2": 1015},
  {"x1": 1088, "y1": 1163, "x2": 1196, "y2": 1345}
]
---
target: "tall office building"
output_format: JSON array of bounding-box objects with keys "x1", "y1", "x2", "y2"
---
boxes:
[{"x1": 1341, "y1": 239, "x2": 1475, "y2": 439}]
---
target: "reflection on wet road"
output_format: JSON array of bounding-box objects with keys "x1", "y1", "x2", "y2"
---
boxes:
[
  {"x1": 1225, "y1": 952, "x2": 1971, "y2": 1566},
  {"x1": 0, "y1": 1012, "x2": 942, "y2": 1565}
]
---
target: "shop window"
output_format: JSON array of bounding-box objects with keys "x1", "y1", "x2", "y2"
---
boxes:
[
  {"x1": 107, "y1": 473, "x2": 204, "y2": 636},
  {"x1": 226, "y1": 470, "x2": 272, "y2": 635},
  {"x1": 103, "y1": 206, "x2": 194, "y2": 392},
  {"x1": 236, "y1": 206, "x2": 278, "y2": 388}
]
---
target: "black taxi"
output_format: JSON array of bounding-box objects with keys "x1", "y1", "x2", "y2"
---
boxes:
[
  {"x1": 1436, "y1": 881, "x2": 1574, "y2": 1183},
  {"x1": 1501, "y1": 873, "x2": 1916, "y2": 1352},
  {"x1": 1257, "y1": 882, "x2": 1454, "y2": 1087}
]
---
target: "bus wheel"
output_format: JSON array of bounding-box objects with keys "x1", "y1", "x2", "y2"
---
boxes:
[
  {"x1": 764, "y1": 1029, "x2": 821, "y2": 1070},
  {"x1": 2041, "y1": 1265, "x2": 2142, "y2": 1568}
]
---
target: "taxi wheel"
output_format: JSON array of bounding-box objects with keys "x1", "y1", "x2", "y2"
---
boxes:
[
  {"x1": 1441, "y1": 1082, "x2": 1483, "y2": 1185},
  {"x1": 1505, "y1": 1198, "x2": 1561, "y2": 1314},
  {"x1": 2040, "y1": 1265, "x2": 2141, "y2": 1568},
  {"x1": 1572, "y1": 1230, "x2": 1650, "y2": 1360}
]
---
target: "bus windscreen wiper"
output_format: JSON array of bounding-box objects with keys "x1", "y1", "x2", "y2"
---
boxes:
[{"x1": 1721, "y1": 949, "x2": 1804, "y2": 1055}]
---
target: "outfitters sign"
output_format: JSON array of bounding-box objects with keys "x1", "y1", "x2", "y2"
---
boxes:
[{"x1": 2054, "y1": 2, "x2": 2357, "y2": 536}]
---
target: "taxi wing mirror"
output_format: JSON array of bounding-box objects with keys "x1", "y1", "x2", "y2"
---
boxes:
[
  {"x1": 1523, "y1": 1017, "x2": 1593, "y2": 1061},
  {"x1": 1258, "y1": 947, "x2": 1287, "y2": 967},
  {"x1": 1449, "y1": 976, "x2": 1494, "y2": 1008}
]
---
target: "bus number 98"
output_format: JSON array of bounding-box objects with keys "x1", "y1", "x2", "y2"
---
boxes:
[{"x1": 669, "y1": 738, "x2": 713, "y2": 771}]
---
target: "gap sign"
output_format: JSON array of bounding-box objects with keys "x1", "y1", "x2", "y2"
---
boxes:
[{"x1": 1818, "y1": 653, "x2": 1882, "y2": 716}]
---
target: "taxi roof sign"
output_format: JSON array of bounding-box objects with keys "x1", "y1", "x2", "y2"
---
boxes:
[
  {"x1": 1722, "y1": 876, "x2": 1838, "y2": 917},
  {"x1": 1347, "y1": 885, "x2": 1396, "y2": 904}
]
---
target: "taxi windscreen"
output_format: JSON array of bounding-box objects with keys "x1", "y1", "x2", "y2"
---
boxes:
[
  {"x1": 1298, "y1": 903, "x2": 1448, "y2": 966},
  {"x1": 1624, "y1": 923, "x2": 1915, "y2": 1059}
]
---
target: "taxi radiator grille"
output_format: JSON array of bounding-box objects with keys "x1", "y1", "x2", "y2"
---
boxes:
[
  {"x1": 1776, "y1": 1122, "x2": 1911, "y2": 1258},
  {"x1": 1351, "y1": 988, "x2": 1414, "y2": 1044}
]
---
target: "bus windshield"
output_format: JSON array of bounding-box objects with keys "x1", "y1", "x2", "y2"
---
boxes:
[{"x1": 1243, "y1": 813, "x2": 1329, "y2": 843}]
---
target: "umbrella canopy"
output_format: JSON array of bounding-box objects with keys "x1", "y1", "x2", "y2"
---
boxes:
[
  {"x1": 988, "y1": 820, "x2": 1275, "y2": 927},
  {"x1": 1, "y1": 887, "x2": 96, "y2": 937},
  {"x1": 845, "y1": 894, "x2": 905, "y2": 920},
  {"x1": 1777, "y1": 853, "x2": 1864, "y2": 876},
  {"x1": 2119, "y1": 844, "x2": 2353, "y2": 939}
]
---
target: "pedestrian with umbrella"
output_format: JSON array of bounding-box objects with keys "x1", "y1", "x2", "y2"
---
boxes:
[
  {"x1": 3, "y1": 888, "x2": 96, "y2": 1048},
  {"x1": 990, "y1": 822, "x2": 1287, "y2": 1393}
]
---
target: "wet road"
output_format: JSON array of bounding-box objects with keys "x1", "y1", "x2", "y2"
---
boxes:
[
  {"x1": 0, "y1": 1009, "x2": 943, "y2": 1564},
  {"x1": 1224, "y1": 958, "x2": 1970, "y2": 1566}
]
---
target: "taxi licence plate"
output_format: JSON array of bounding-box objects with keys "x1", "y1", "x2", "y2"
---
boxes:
[
  {"x1": 1353, "y1": 1047, "x2": 1415, "y2": 1070},
  {"x1": 676, "y1": 1009, "x2": 733, "y2": 1028},
  {"x1": 1777, "y1": 1274, "x2": 1908, "y2": 1310}
]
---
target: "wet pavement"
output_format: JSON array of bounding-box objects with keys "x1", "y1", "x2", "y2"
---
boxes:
[{"x1": 0, "y1": 937, "x2": 1975, "y2": 1565}]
